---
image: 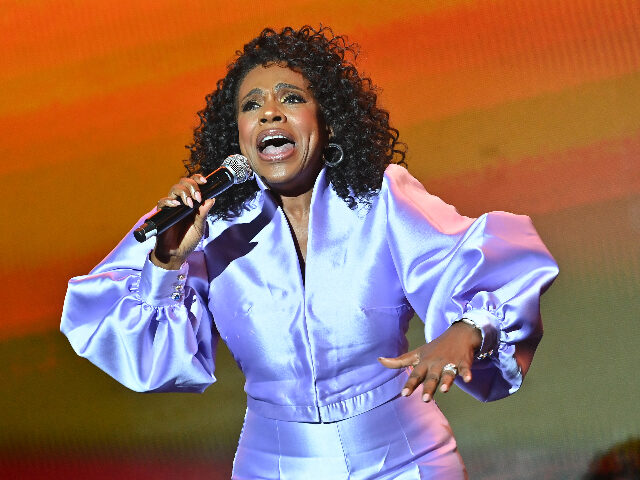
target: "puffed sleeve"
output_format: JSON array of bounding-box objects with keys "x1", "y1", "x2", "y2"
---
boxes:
[
  {"x1": 383, "y1": 165, "x2": 558, "y2": 401},
  {"x1": 60, "y1": 213, "x2": 217, "y2": 393}
]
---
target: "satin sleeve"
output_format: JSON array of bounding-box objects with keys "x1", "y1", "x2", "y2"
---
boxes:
[
  {"x1": 60, "y1": 214, "x2": 217, "y2": 393},
  {"x1": 383, "y1": 165, "x2": 558, "y2": 401}
]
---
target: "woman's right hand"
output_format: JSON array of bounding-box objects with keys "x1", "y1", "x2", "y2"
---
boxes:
[{"x1": 150, "y1": 174, "x2": 216, "y2": 270}]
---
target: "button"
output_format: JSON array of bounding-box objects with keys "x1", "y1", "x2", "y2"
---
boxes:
[
  {"x1": 177, "y1": 274, "x2": 186, "y2": 281},
  {"x1": 170, "y1": 292, "x2": 181, "y2": 301},
  {"x1": 173, "y1": 283, "x2": 184, "y2": 291}
]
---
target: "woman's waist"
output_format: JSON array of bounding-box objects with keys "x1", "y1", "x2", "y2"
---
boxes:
[{"x1": 245, "y1": 369, "x2": 409, "y2": 423}]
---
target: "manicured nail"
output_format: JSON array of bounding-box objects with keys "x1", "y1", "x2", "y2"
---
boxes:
[
  {"x1": 440, "y1": 384, "x2": 448, "y2": 392},
  {"x1": 187, "y1": 197, "x2": 193, "y2": 208},
  {"x1": 464, "y1": 375, "x2": 471, "y2": 382},
  {"x1": 195, "y1": 191, "x2": 202, "y2": 203},
  {"x1": 422, "y1": 393, "x2": 431, "y2": 402},
  {"x1": 401, "y1": 388, "x2": 410, "y2": 397}
]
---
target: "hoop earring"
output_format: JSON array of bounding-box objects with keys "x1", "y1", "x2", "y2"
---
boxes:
[{"x1": 323, "y1": 143, "x2": 344, "y2": 167}]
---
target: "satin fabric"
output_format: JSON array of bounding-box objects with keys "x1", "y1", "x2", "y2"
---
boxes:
[
  {"x1": 61, "y1": 164, "x2": 558, "y2": 425},
  {"x1": 233, "y1": 392, "x2": 467, "y2": 479}
]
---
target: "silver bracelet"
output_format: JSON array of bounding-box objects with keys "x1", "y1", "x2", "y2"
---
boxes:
[
  {"x1": 454, "y1": 317, "x2": 494, "y2": 360},
  {"x1": 455, "y1": 317, "x2": 479, "y2": 330}
]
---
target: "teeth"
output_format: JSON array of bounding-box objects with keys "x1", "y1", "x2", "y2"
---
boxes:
[{"x1": 261, "y1": 134, "x2": 290, "y2": 144}]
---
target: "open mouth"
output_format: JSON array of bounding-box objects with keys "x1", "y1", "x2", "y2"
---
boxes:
[{"x1": 257, "y1": 132, "x2": 296, "y2": 157}]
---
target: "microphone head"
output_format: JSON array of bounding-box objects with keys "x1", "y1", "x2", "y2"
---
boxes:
[{"x1": 222, "y1": 154, "x2": 253, "y2": 184}]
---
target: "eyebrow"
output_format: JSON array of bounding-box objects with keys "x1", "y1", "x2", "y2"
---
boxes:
[
  {"x1": 274, "y1": 82, "x2": 304, "y2": 93},
  {"x1": 239, "y1": 83, "x2": 305, "y2": 103}
]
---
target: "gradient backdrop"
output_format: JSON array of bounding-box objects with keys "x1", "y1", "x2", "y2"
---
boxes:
[{"x1": 1, "y1": 1, "x2": 639, "y2": 478}]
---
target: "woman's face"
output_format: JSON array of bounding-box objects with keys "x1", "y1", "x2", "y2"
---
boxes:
[{"x1": 236, "y1": 64, "x2": 328, "y2": 196}]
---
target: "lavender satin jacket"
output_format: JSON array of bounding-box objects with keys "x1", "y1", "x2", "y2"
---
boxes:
[{"x1": 61, "y1": 165, "x2": 558, "y2": 422}]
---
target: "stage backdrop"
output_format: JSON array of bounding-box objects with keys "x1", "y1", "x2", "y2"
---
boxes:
[{"x1": 1, "y1": 1, "x2": 639, "y2": 478}]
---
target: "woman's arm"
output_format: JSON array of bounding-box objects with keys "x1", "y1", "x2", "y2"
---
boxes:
[
  {"x1": 380, "y1": 165, "x2": 558, "y2": 402},
  {"x1": 61, "y1": 175, "x2": 220, "y2": 392}
]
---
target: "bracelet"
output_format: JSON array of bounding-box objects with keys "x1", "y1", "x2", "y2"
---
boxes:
[
  {"x1": 454, "y1": 317, "x2": 494, "y2": 360},
  {"x1": 455, "y1": 317, "x2": 479, "y2": 330}
]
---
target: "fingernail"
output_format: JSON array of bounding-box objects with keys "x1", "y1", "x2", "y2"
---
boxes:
[
  {"x1": 440, "y1": 384, "x2": 448, "y2": 392},
  {"x1": 464, "y1": 375, "x2": 471, "y2": 383},
  {"x1": 422, "y1": 393, "x2": 431, "y2": 402},
  {"x1": 401, "y1": 388, "x2": 410, "y2": 397},
  {"x1": 195, "y1": 191, "x2": 202, "y2": 203},
  {"x1": 187, "y1": 198, "x2": 193, "y2": 208}
]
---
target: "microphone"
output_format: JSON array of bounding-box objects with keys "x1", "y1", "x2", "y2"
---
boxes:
[{"x1": 133, "y1": 154, "x2": 253, "y2": 243}]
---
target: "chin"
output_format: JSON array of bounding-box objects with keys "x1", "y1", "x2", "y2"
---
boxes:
[{"x1": 257, "y1": 162, "x2": 293, "y2": 181}]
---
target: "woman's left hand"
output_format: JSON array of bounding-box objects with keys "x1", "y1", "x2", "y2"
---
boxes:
[{"x1": 378, "y1": 322, "x2": 482, "y2": 402}]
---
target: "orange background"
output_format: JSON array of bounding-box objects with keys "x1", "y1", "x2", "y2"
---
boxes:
[
  {"x1": 2, "y1": 0, "x2": 639, "y2": 337},
  {"x1": 1, "y1": 1, "x2": 639, "y2": 478}
]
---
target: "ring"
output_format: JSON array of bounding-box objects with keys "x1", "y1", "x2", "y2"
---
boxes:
[{"x1": 442, "y1": 363, "x2": 458, "y2": 376}]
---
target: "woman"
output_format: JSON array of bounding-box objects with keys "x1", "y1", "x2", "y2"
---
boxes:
[{"x1": 61, "y1": 26, "x2": 558, "y2": 479}]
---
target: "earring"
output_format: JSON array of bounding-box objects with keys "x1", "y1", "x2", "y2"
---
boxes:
[{"x1": 323, "y1": 143, "x2": 344, "y2": 167}]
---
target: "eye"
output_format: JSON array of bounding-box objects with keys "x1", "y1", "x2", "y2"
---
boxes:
[
  {"x1": 241, "y1": 100, "x2": 260, "y2": 112},
  {"x1": 282, "y1": 93, "x2": 306, "y2": 104}
]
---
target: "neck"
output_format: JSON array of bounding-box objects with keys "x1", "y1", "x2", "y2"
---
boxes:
[{"x1": 279, "y1": 189, "x2": 313, "y2": 220}]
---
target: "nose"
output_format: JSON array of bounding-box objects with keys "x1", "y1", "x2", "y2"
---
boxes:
[{"x1": 260, "y1": 99, "x2": 284, "y2": 124}]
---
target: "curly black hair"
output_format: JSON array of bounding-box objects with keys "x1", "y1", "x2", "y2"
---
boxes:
[{"x1": 185, "y1": 25, "x2": 406, "y2": 220}]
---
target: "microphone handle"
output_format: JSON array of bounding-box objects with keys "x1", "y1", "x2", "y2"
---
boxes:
[{"x1": 133, "y1": 168, "x2": 233, "y2": 243}]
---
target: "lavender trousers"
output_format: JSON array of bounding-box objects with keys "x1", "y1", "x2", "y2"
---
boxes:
[{"x1": 232, "y1": 392, "x2": 468, "y2": 479}]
